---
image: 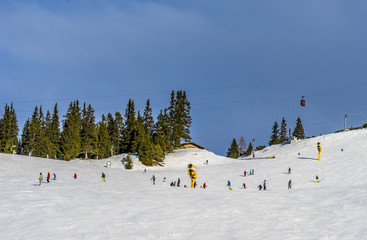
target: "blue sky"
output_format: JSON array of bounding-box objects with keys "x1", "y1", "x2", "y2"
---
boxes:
[{"x1": 1, "y1": 0, "x2": 367, "y2": 155}]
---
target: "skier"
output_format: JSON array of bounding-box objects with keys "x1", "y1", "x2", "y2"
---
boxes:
[
  {"x1": 39, "y1": 173, "x2": 43, "y2": 186},
  {"x1": 316, "y1": 175, "x2": 320, "y2": 183},
  {"x1": 226, "y1": 180, "x2": 232, "y2": 190},
  {"x1": 252, "y1": 169, "x2": 255, "y2": 175},
  {"x1": 288, "y1": 167, "x2": 291, "y2": 174},
  {"x1": 249, "y1": 169, "x2": 252, "y2": 175},
  {"x1": 203, "y1": 183, "x2": 207, "y2": 189},
  {"x1": 151, "y1": 175, "x2": 156, "y2": 185},
  {"x1": 244, "y1": 171, "x2": 247, "y2": 177},
  {"x1": 288, "y1": 179, "x2": 292, "y2": 189},
  {"x1": 47, "y1": 172, "x2": 50, "y2": 183},
  {"x1": 263, "y1": 180, "x2": 267, "y2": 190},
  {"x1": 53, "y1": 173, "x2": 56, "y2": 180},
  {"x1": 177, "y1": 178, "x2": 180, "y2": 187},
  {"x1": 163, "y1": 177, "x2": 166, "y2": 186},
  {"x1": 258, "y1": 184, "x2": 262, "y2": 190},
  {"x1": 74, "y1": 173, "x2": 77, "y2": 179},
  {"x1": 243, "y1": 183, "x2": 246, "y2": 189},
  {"x1": 102, "y1": 172, "x2": 106, "y2": 182}
]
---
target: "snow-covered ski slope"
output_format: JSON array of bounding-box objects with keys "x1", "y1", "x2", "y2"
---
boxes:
[{"x1": 1, "y1": 129, "x2": 367, "y2": 240}]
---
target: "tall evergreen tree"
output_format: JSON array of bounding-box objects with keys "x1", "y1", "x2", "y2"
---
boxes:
[
  {"x1": 136, "y1": 122, "x2": 153, "y2": 166},
  {"x1": 143, "y1": 99, "x2": 154, "y2": 137},
  {"x1": 96, "y1": 119, "x2": 110, "y2": 159},
  {"x1": 293, "y1": 117, "x2": 305, "y2": 139},
  {"x1": 48, "y1": 103, "x2": 61, "y2": 158},
  {"x1": 153, "y1": 109, "x2": 172, "y2": 153},
  {"x1": 0, "y1": 103, "x2": 19, "y2": 153},
  {"x1": 21, "y1": 119, "x2": 31, "y2": 155},
  {"x1": 80, "y1": 103, "x2": 97, "y2": 159},
  {"x1": 61, "y1": 101, "x2": 81, "y2": 160},
  {"x1": 106, "y1": 113, "x2": 120, "y2": 156},
  {"x1": 120, "y1": 99, "x2": 137, "y2": 153},
  {"x1": 269, "y1": 121, "x2": 280, "y2": 145},
  {"x1": 226, "y1": 138, "x2": 240, "y2": 159},
  {"x1": 114, "y1": 112, "x2": 124, "y2": 153},
  {"x1": 279, "y1": 117, "x2": 289, "y2": 143},
  {"x1": 168, "y1": 90, "x2": 192, "y2": 148}
]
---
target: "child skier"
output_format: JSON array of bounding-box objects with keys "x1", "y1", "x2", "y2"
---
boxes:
[
  {"x1": 258, "y1": 184, "x2": 262, "y2": 190},
  {"x1": 316, "y1": 175, "x2": 320, "y2": 183},
  {"x1": 243, "y1": 183, "x2": 246, "y2": 189},
  {"x1": 203, "y1": 183, "x2": 207, "y2": 189},
  {"x1": 177, "y1": 178, "x2": 181, "y2": 187},
  {"x1": 102, "y1": 172, "x2": 106, "y2": 182},
  {"x1": 53, "y1": 173, "x2": 56, "y2": 180},
  {"x1": 74, "y1": 173, "x2": 77, "y2": 179},
  {"x1": 47, "y1": 172, "x2": 50, "y2": 183},
  {"x1": 288, "y1": 167, "x2": 291, "y2": 174},
  {"x1": 288, "y1": 179, "x2": 292, "y2": 189},
  {"x1": 226, "y1": 180, "x2": 232, "y2": 190},
  {"x1": 263, "y1": 180, "x2": 267, "y2": 190},
  {"x1": 151, "y1": 175, "x2": 156, "y2": 185},
  {"x1": 39, "y1": 173, "x2": 43, "y2": 186},
  {"x1": 244, "y1": 171, "x2": 247, "y2": 177}
]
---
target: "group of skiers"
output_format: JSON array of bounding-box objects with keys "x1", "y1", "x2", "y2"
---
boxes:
[
  {"x1": 39, "y1": 172, "x2": 56, "y2": 185},
  {"x1": 243, "y1": 169, "x2": 255, "y2": 177},
  {"x1": 151, "y1": 175, "x2": 208, "y2": 189},
  {"x1": 38, "y1": 172, "x2": 106, "y2": 186}
]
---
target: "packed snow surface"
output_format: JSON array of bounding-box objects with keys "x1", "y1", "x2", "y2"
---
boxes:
[{"x1": 1, "y1": 129, "x2": 367, "y2": 239}]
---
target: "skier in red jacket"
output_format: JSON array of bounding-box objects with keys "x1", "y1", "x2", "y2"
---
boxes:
[{"x1": 47, "y1": 172, "x2": 50, "y2": 183}]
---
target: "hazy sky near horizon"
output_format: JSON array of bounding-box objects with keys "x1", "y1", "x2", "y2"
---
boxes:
[{"x1": 1, "y1": 0, "x2": 367, "y2": 155}]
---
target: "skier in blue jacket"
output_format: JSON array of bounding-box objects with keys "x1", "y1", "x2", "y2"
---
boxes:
[{"x1": 226, "y1": 180, "x2": 232, "y2": 190}]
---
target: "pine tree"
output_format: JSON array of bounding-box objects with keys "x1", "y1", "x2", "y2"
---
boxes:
[
  {"x1": 0, "y1": 103, "x2": 19, "y2": 153},
  {"x1": 168, "y1": 90, "x2": 192, "y2": 148},
  {"x1": 21, "y1": 119, "x2": 31, "y2": 155},
  {"x1": 279, "y1": 117, "x2": 288, "y2": 143},
  {"x1": 245, "y1": 142, "x2": 253, "y2": 156},
  {"x1": 114, "y1": 112, "x2": 124, "y2": 153},
  {"x1": 269, "y1": 121, "x2": 280, "y2": 145},
  {"x1": 28, "y1": 106, "x2": 42, "y2": 156},
  {"x1": 80, "y1": 103, "x2": 97, "y2": 159},
  {"x1": 238, "y1": 136, "x2": 246, "y2": 155},
  {"x1": 44, "y1": 110, "x2": 57, "y2": 158},
  {"x1": 48, "y1": 103, "x2": 61, "y2": 158},
  {"x1": 135, "y1": 111, "x2": 153, "y2": 166},
  {"x1": 293, "y1": 117, "x2": 305, "y2": 139},
  {"x1": 143, "y1": 99, "x2": 154, "y2": 137},
  {"x1": 124, "y1": 153, "x2": 133, "y2": 170},
  {"x1": 226, "y1": 138, "x2": 240, "y2": 159},
  {"x1": 153, "y1": 109, "x2": 172, "y2": 153},
  {"x1": 96, "y1": 119, "x2": 110, "y2": 159},
  {"x1": 106, "y1": 113, "x2": 120, "y2": 156},
  {"x1": 121, "y1": 99, "x2": 137, "y2": 153},
  {"x1": 61, "y1": 101, "x2": 82, "y2": 160}
]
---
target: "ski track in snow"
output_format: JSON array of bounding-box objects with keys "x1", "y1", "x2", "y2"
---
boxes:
[{"x1": 1, "y1": 129, "x2": 367, "y2": 239}]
